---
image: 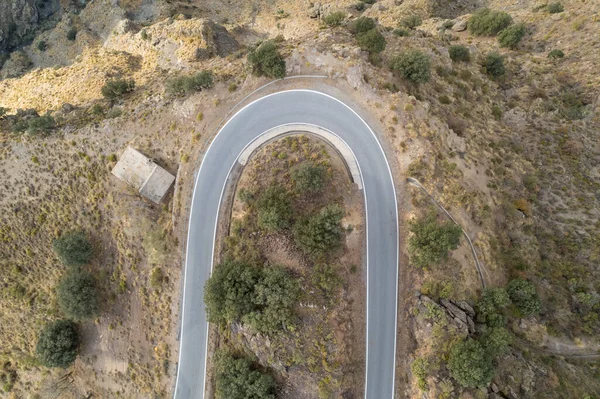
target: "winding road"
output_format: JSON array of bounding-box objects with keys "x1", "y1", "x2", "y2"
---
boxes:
[{"x1": 174, "y1": 90, "x2": 399, "y2": 399}]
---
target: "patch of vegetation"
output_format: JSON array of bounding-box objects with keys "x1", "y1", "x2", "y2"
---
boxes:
[
  {"x1": 150, "y1": 267, "x2": 164, "y2": 289},
  {"x1": 323, "y1": 11, "x2": 345, "y2": 27},
  {"x1": 67, "y1": 27, "x2": 77, "y2": 41},
  {"x1": 311, "y1": 263, "x2": 342, "y2": 302},
  {"x1": 476, "y1": 287, "x2": 511, "y2": 327},
  {"x1": 36, "y1": 320, "x2": 79, "y2": 368},
  {"x1": 37, "y1": 40, "x2": 48, "y2": 52},
  {"x1": 447, "y1": 338, "x2": 493, "y2": 388},
  {"x1": 408, "y1": 212, "x2": 462, "y2": 268},
  {"x1": 0, "y1": 107, "x2": 7, "y2": 119},
  {"x1": 257, "y1": 185, "x2": 293, "y2": 232},
  {"x1": 412, "y1": 357, "x2": 429, "y2": 390},
  {"x1": 548, "y1": 49, "x2": 565, "y2": 59},
  {"x1": 393, "y1": 27, "x2": 411, "y2": 37},
  {"x1": 480, "y1": 327, "x2": 512, "y2": 357},
  {"x1": 165, "y1": 70, "x2": 214, "y2": 96},
  {"x1": 291, "y1": 162, "x2": 327, "y2": 194},
  {"x1": 356, "y1": 28, "x2": 386, "y2": 53},
  {"x1": 53, "y1": 231, "x2": 94, "y2": 266},
  {"x1": 101, "y1": 79, "x2": 135, "y2": 100},
  {"x1": 498, "y1": 23, "x2": 526, "y2": 49},
  {"x1": 400, "y1": 15, "x2": 422, "y2": 29},
  {"x1": 468, "y1": 8, "x2": 513, "y2": 36},
  {"x1": 293, "y1": 204, "x2": 345, "y2": 257},
  {"x1": 449, "y1": 45, "x2": 470, "y2": 62},
  {"x1": 547, "y1": 2, "x2": 564, "y2": 14},
  {"x1": 390, "y1": 50, "x2": 431, "y2": 84},
  {"x1": 247, "y1": 41, "x2": 286, "y2": 79},
  {"x1": 214, "y1": 350, "x2": 275, "y2": 399},
  {"x1": 12, "y1": 113, "x2": 56, "y2": 135},
  {"x1": 507, "y1": 279, "x2": 541, "y2": 316},
  {"x1": 348, "y1": 17, "x2": 376, "y2": 34},
  {"x1": 57, "y1": 269, "x2": 100, "y2": 321},
  {"x1": 484, "y1": 52, "x2": 505, "y2": 77}
]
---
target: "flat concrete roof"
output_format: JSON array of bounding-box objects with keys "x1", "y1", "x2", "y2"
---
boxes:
[{"x1": 111, "y1": 146, "x2": 175, "y2": 204}]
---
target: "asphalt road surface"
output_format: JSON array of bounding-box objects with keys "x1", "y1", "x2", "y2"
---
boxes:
[{"x1": 174, "y1": 90, "x2": 398, "y2": 399}]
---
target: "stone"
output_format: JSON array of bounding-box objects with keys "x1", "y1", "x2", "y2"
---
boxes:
[
  {"x1": 452, "y1": 20, "x2": 467, "y2": 32},
  {"x1": 456, "y1": 300, "x2": 475, "y2": 317},
  {"x1": 61, "y1": 103, "x2": 75, "y2": 113}
]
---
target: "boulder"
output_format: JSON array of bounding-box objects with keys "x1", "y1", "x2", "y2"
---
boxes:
[{"x1": 452, "y1": 19, "x2": 467, "y2": 32}]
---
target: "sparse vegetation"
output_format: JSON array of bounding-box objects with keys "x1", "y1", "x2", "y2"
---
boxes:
[
  {"x1": 390, "y1": 50, "x2": 431, "y2": 84},
  {"x1": 547, "y1": 2, "x2": 564, "y2": 14},
  {"x1": 165, "y1": 70, "x2": 214, "y2": 96},
  {"x1": 247, "y1": 41, "x2": 286, "y2": 79},
  {"x1": 484, "y1": 52, "x2": 505, "y2": 77},
  {"x1": 101, "y1": 79, "x2": 135, "y2": 100},
  {"x1": 400, "y1": 15, "x2": 422, "y2": 29},
  {"x1": 36, "y1": 320, "x2": 79, "y2": 368},
  {"x1": 348, "y1": 17, "x2": 376, "y2": 34},
  {"x1": 323, "y1": 11, "x2": 345, "y2": 27},
  {"x1": 449, "y1": 45, "x2": 470, "y2": 62},
  {"x1": 408, "y1": 212, "x2": 462, "y2": 268},
  {"x1": 53, "y1": 231, "x2": 94, "y2": 266},
  {"x1": 468, "y1": 8, "x2": 513, "y2": 36},
  {"x1": 498, "y1": 23, "x2": 526, "y2": 49}
]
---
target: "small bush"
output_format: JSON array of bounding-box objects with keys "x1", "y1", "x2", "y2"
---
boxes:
[
  {"x1": 36, "y1": 320, "x2": 79, "y2": 368},
  {"x1": 393, "y1": 28, "x2": 411, "y2": 37},
  {"x1": 468, "y1": 8, "x2": 513, "y2": 36},
  {"x1": 37, "y1": 40, "x2": 48, "y2": 52},
  {"x1": 67, "y1": 27, "x2": 77, "y2": 41},
  {"x1": 400, "y1": 15, "x2": 422, "y2": 29},
  {"x1": 53, "y1": 231, "x2": 93, "y2": 266},
  {"x1": 323, "y1": 11, "x2": 345, "y2": 27},
  {"x1": 57, "y1": 270, "x2": 100, "y2": 321},
  {"x1": 408, "y1": 212, "x2": 462, "y2": 268},
  {"x1": 294, "y1": 204, "x2": 345, "y2": 257},
  {"x1": 214, "y1": 351, "x2": 275, "y2": 399},
  {"x1": 449, "y1": 45, "x2": 470, "y2": 62},
  {"x1": 257, "y1": 185, "x2": 293, "y2": 232},
  {"x1": 547, "y1": 2, "x2": 564, "y2": 13},
  {"x1": 247, "y1": 41, "x2": 286, "y2": 79},
  {"x1": 447, "y1": 339, "x2": 493, "y2": 388},
  {"x1": 150, "y1": 267, "x2": 164, "y2": 289},
  {"x1": 390, "y1": 50, "x2": 431, "y2": 84},
  {"x1": 101, "y1": 79, "x2": 135, "y2": 100},
  {"x1": 484, "y1": 52, "x2": 505, "y2": 77},
  {"x1": 26, "y1": 113, "x2": 55, "y2": 135},
  {"x1": 0, "y1": 107, "x2": 7, "y2": 119},
  {"x1": 357, "y1": 28, "x2": 386, "y2": 53},
  {"x1": 412, "y1": 358, "x2": 429, "y2": 391},
  {"x1": 291, "y1": 162, "x2": 327, "y2": 194},
  {"x1": 311, "y1": 263, "x2": 342, "y2": 301},
  {"x1": 477, "y1": 287, "x2": 510, "y2": 326},
  {"x1": 491, "y1": 105, "x2": 503, "y2": 120},
  {"x1": 166, "y1": 71, "x2": 214, "y2": 96},
  {"x1": 354, "y1": 2, "x2": 365, "y2": 11},
  {"x1": 498, "y1": 23, "x2": 526, "y2": 49},
  {"x1": 348, "y1": 17, "x2": 376, "y2": 34},
  {"x1": 548, "y1": 49, "x2": 564, "y2": 59},
  {"x1": 507, "y1": 279, "x2": 541, "y2": 315}
]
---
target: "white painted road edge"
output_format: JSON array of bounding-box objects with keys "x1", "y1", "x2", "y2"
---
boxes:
[{"x1": 175, "y1": 89, "x2": 399, "y2": 399}]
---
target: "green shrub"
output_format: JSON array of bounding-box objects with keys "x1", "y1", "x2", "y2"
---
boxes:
[
  {"x1": 67, "y1": 27, "x2": 77, "y2": 41},
  {"x1": 101, "y1": 79, "x2": 135, "y2": 100},
  {"x1": 407, "y1": 212, "x2": 462, "y2": 268},
  {"x1": 492, "y1": 105, "x2": 503, "y2": 120},
  {"x1": 507, "y1": 279, "x2": 541, "y2": 315},
  {"x1": 57, "y1": 270, "x2": 99, "y2": 321},
  {"x1": 476, "y1": 287, "x2": 510, "y2": 326},
  {"x1": 559, "y1": 89, "x2": 587, "y2": 120},
  {"x1": 547, "y1": 2, "x2": 564, "y2": 13},
  {"x1": 411, "y1": 357, "x2": 429, "y2": 391},
  {"x1": 349, "y1": 17, "x2": 376, "y2": 34},
  {"x1": 393, "y1": 27, "x2": 411, "y2": 37},
  {"x1": 257, "y1": 185, "x2": 293, "y2": 232},
  {"x1": 323, "y1": 11, "x2": 345, "y2": 27},
  {"x1": 26, "y1": 113, "x2": 55, "y2": 135},
  {"x1": 481, "y1": 327, "x2": 512, "y2": 357},
  {"x1": 498, "y1": 23, "x2": 526, "y2": 49},
  {"x1": 484, "y1": 52, "x2": 505, "y2": 77},
  {"x1": 36, "y1": 320, "x2": 79, "y2": 368},
  {"x1": 291, "y1": 162, "x2": 327, "y2": 194},
  {"x1": 468, "y1": 8, "x2": 513, "y2": 36},
  {"x1": 37, "y1": 40, "x2": 48, "y2": 52},
  {"x1": 449, "y1": 45, "x2": 470, "y2": 62},
  {"x1": 53, "y1": 231, "x2": 93, "y2": 266},
  {"x1": 165, "y1": 71, "x2": 214, "y2": 96},
  {"x1": 357, "y1": 28, "x2": 386, "y2": 53},
  {"x1": 354, "y1": 2, "x2": 365, "y2": 11},
  {"x1": 400, "y1": 15, "x2": 422, "y2": 29},
  {"x1": 548, "y1": 49, "x2": 565, "y2": 59},
  {"x1": 311, "y1": 263, "x2": 342, "y2": 301},
  {"x1": 204, "y1": 261, "x2": 262, "y2": 324},
  {"x1": 150, "y1": 267, "x2": 164, "y2": 289},
  {"x1": 293, "y1": 204, "x2": 345, "y2": 257},
  {"x1": 214, "y1": 351, "x2": 275, "y2": 399},
  {"x1": 247, "y1": 41, "x2": 286, "y2": 79},
  {"x1": 390, "y1": 50, "x2": 431, "y2": 84},
  {"x1": 447, "y1": 339, "x2": 493, "y2": 388}
]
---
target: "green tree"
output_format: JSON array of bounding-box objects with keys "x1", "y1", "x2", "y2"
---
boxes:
[
  {"x1": 165, "y1": 71, "x2": 214, "y2": 96},
  {"x1": 214, "y1": 351, "x2": 275, "y2": 399},
  {"x1": 485, "y1": 52, "x2": 505, "y2": 77},
  {"x1": 291, "y1": 162, "x2": 327, "y2": 194},
  {"x1": 447, "y1": 338, "x2": 493, "y2": 388},
  {"x1": 468, "y1": 8, "x2": 513, "y2": 36},
  {"x1": 498, "y1": 23, "x2": 526, "y2": 49},
  {"x1": 507, "y1": 279, "x2": 541, "y2": 316},
  {"x1": 449, "y1": 45, "x2": 470, "y2": 62},
  {"x1": 101, "y1": 79, "x2": 135, "y2": 100},
  {"x1": 476, "y1": 287, "x2": 511, "y2": 327},
  {"x1": 26, "y1": 113, "x2": 55, "y2": 135},
  {"x1": 53, "y1": 231, "x2": 93, "y2": 266},
  {"x1": 36, "y1": 320, "x2": 79, "y2": 368},
  {"x1": 348, "y1": 17, "x2": 376, "y2": 34},
  {"x1": 247, "y1": 41, "x2": 286, "y2": 79},
  {"x1": 323, "y1": 11, "x2": 345, "y2": 27},
  {"x1": 390, "y1": 50, "x2": 431, "y2": 84},
  {"x1": 357, "y1": 29, "x2": 386, "y2": 53},
  {"x1": 204, "y1": 261, "x2": 261, "y2": 324},
  {"x1": 246, "y1": 265, "x2": 299, "y2": 333},
  {"x1": 481, "y1": 327, "x2": 512, "y2": 357},
  {"x1": 293, "y1": 204, "x2": 345, "y2": 256},
  {"x1": 408, "y1": 212, "x2": 462, "y2": 268},
  {"x1": 257, "y1": 185, "x2": 293, "y2": 232},
  {"x1": 57, "y1": 270, "x2": 100, "y2": 321}
]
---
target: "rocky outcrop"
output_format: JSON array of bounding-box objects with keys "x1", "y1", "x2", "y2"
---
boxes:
[{"x1": 0, "y1": 0, "x2": 60, "y2": 53}]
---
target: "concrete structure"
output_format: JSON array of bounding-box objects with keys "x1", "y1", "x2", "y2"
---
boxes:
[{"x1": 111, "y1": 146, "x2": 175, "y2": 204}]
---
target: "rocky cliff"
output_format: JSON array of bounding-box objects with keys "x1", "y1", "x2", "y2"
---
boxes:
[{"x1": 0, "y1": 0, "x2": 60, "y2": 53}]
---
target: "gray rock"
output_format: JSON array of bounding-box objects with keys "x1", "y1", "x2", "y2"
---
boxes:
[
  {"x1": 61, "y1": 103, "x2": 75, "y2": 113},
  {"x1": 456, "y1": 300, "x2": 475, "y2": 317},
  {"x1": 452, "y1": 20, "x2": 467, "y2": 32}
]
